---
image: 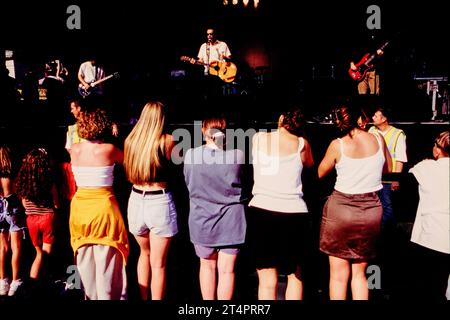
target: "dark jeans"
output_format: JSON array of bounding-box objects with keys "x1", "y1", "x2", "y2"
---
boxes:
[{"x1": 378, "y1": 183, "x2": 394, "y2": 227}]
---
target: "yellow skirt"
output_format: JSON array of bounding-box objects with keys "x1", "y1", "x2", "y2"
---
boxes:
[{"x1": 70, "y1": 188, "x2": 129, "y2": 263}]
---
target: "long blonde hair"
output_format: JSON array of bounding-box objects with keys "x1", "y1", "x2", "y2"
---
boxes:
[
  {"x1": 124, "y1": 102, "x2": 167, "y2": 184},
  {"x1": 0, "y1": 145, "x2": 12, "y2": 178}
]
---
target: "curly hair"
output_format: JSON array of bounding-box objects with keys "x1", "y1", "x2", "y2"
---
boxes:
[
  {"x1": 77, "y1": 108, "x2": 112, "y2": 141},
  {"x1": 15, "y1": 148, "x2": 54, "y2": 207},
  {"x1": 279, "y1": 108, "x2": 306, "y2": 137},
  {"x1": 0, "y1": 145, "x2": 12, "y2": 178}
]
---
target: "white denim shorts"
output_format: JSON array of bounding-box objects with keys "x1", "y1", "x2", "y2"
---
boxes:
[{"x1": 127, "y1": 188, "x2": 178, "y2": 237}]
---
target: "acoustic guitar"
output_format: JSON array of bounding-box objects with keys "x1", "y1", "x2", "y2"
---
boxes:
[
  {"x1": 180, "y1": 56, "x2": 237, "y2": 83},
  {"x1": 78, "y1": 72, "x2": 120, "y2": 97}
]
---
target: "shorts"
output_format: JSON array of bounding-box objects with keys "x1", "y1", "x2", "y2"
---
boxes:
[
  {"x1": 127, "y1": 188, "x2": 178, "y2": 237},
  {"x1": 246, "y1": 206, "x2": 311, "y2": 274},
  {"x1": 26, "y1": 214, "x2": 55, "y2": 247},
  {"x1": 0, "y1": 194, "x2": 26, "y2": 233},
  {"x1": 193, "y1": 244, "x2": 240, "y2": 259}
]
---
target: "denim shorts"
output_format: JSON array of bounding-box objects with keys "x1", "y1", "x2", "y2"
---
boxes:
[
  {"x1": 0, "y1": 195, "x2": 26, "y2": 233},
  {"x1": 127, "y1": 188, "x2": 178, "y2": 237},
  {"x1": 193, "y1": 244, "x2": 240, "y2": 259}
]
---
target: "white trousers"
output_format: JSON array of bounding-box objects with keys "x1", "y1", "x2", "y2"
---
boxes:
[{"x1": 76, "y1": 245, "x2": 128, "y2": 300}]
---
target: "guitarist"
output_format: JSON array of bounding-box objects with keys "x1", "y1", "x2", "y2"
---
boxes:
[
  {"x1": 190, "y1": 28, "x2": 232, "y2": 100},
  {"x1": 349, "y1": 31, "x2": 385, "y2": 95},
  {"x1": 78, "y1": 57, "x2": 106, "y2": 97}
]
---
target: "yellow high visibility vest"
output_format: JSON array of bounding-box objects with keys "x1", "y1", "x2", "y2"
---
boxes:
[{"x1": 369, "y1": 126, "x2": 405, "y2": 180}]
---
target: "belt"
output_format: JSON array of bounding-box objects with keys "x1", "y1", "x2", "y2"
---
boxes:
[{"x1": 132, "y1": 186, "x2": 167, "y2": 195}]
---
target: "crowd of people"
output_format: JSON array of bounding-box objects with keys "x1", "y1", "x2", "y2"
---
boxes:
[{"x1": 0, "y1": 97, "x2": 448, "y2": 301}]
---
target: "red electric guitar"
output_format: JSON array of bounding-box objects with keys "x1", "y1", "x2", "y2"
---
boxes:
[{"x1": 348, "y1": 40, "x2": 390, "y2": 82}]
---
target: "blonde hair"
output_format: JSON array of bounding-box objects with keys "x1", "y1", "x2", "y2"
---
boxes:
[
  {"x1": 0, "y1": 145, "x2": 12, "y2": 178},
  {"x1": 124, "y1": 102, "x2": 167, "y2": 184}
]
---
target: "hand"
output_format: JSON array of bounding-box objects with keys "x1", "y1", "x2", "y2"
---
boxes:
[
  {"x1": 350, "y1": 62, "x2": 357, "y2": 70},
  {"x1": 190, "y1": 58, "x2": 196, "y2": 64},
  {"x1": 377, "y1": 49, "x2": 384, "y2": 56},
  {"x1": 112, "y1": 123, "x2": 119, "y2": 137},
  {"x1": 391, "y1": 181, "x2": 400, "y2": 191}
]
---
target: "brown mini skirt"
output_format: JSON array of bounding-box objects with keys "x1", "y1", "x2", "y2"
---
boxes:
[{"x1": 319, "y1": 189, "x2": 382, "y2": 261}]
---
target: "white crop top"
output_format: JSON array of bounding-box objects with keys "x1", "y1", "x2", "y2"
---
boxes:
[
  {"x1": 334, "y1": 134, "x2": 385, "y2": 194},
  {"x1": 72, "y1": 165, "x2": 115, "y2": 187}
]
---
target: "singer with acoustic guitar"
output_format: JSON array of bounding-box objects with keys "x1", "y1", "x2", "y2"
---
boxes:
[{"x1": 188, "y1": 28, "x2": 234, "y2": 100}]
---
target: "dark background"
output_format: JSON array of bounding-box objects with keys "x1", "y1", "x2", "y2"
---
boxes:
[{"x1": 1, "y1": 0, "x2": 448, "y2": 122}]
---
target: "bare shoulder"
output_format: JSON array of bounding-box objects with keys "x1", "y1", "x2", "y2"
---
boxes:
[{"x1": 329, "y1": 138, "x2": 340, "y2": 150}]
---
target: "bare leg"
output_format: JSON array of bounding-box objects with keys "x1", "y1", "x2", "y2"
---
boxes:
[
  {"x1": 217, "y1": 251, "x2": 237, "y2": 300},
  {"x1": 199, "y1": 253, "x2": 218, "y2": 300},
  {"x1": 0, "y1": 232, "x2": 9, "y2": 279},
  {"x1": 134, "y1": 234, "x2": 150, "y2": 300},
  {"x1": 10, "y1": 232, "x2": 22, "y2": 280},
  {"x1": 285, "y1": 266, "x2": 303, "y2": 300},
  {"x1": 329, "y1": 255, "x2": 350, "y2": 300},
  {"x1": 149, "y1": 231, "x2": 171, "y2": 300},
  {"x1": 256, "y1": 268, "x2": 278, "y2": 300},
  {"x1": 351, "y1": 262, "x2": 369, "y2": 300},
  {"x1": 30, "y1": 246, "x2": 43, "y2": 279}
]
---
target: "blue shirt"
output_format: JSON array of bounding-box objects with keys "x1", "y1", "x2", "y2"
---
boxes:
[{"x1": 183, "y1": 145, "x2": 246, "y2": 247}]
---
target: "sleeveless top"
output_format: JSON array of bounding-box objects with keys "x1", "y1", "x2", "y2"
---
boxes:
[
  {"x1": 250, "y1": 132, "x2": 308, "y2": 213},
  {"x1": 334, "y1": 133, "x2": 384, "y2": 194},
  {"x1": 72, "y1": 165, "x2": 115, "y2": 187},
  {"x1": 152, "y1": 148, "x2": 172, "y2": 183}
]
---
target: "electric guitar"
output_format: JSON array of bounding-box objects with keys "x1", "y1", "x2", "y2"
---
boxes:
[
  {"x1": 78, "y1": 72, "x2": 120, "y2": 97},
  {"x1": 180, "y1": 56, "x2": 237, "y2": 83},
  {"x1": 348, "y1": 40, "x2": 390, "y2": 82}
]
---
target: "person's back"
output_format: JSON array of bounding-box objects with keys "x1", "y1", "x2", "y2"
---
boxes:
[
  {"x1": 408, "y1": 131, "x2": 449, "y2": 300},
  {"x1": 247, "y1": 108, "x2": 314, "y2": 300},
  {"x1": 334, "y1": 131, "x2": 385, "y2": 194},
  {"x1": 183, "y1": 116, "x2": 246, "y2": 300},
  {"x1": 68, "y1": 108, "x2": 128, "y2": 300},
  {"x1": 71, "y1": 141, "x2": 118, "y2": 168},
  {"x1": 250, "y1": 128, "x2": 313, "y2": 213},
  {"x1": 184, "y1": 145, "x2": 245, "y2": 246}
]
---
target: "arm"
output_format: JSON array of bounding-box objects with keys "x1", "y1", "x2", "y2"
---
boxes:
[
  {"x1": 318, "y1": 140, "x2": 339, "y2": 178},
  {"x1": 301, "y1": 138, "x2": 314, "y2": 168},
  {"x1": 0, "y1": 177, "x2": 12, "y2": 197},
  {"x1": 114, "y1": 147, "x2": 124, "y2": 165},
  {"x1": 391, "y1": 133, "x2": 407, "y2": 190},
  {"x1": 380, "y1": 134, "x2": 392, "y2": 174},
  {"x1": 164, "y1": 134, "x2": 176, "y2": 161},
  {"x1": 221, "y1": 42, "x2": 232, "y2": 60},
  {"x1": 111, "y1": 123, "x2": 119, "y2": 137},
  {"x1": 51, "y1": 184, "x2": 60, "y2": 210},
  {"x1": 78, "y1": 71, "x2": 90, "y2": 89}
]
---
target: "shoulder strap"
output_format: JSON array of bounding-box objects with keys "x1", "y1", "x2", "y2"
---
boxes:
[{"x1": 297, "y1": 137, "x2": 305, "y2": 153}]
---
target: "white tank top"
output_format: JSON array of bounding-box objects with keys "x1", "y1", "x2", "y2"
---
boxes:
[
  {"x1": 334, "y1": 134, "x2": 384, "y2": 194},
  {"x1": 250, "y1": 133, "x2": 308, "y2": 213},
  {"x1": 72, "y1": 165, "x2": 115, "y2": 187}
]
